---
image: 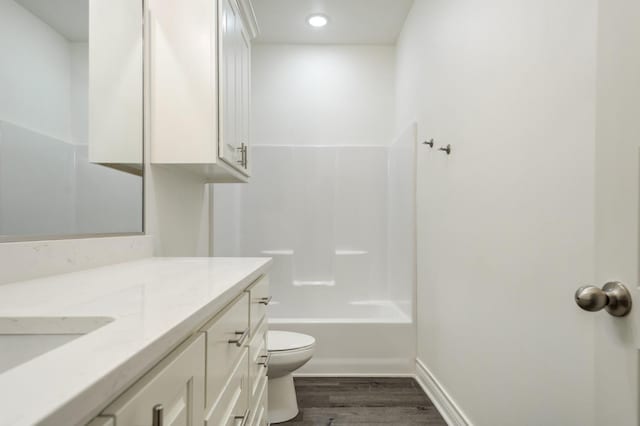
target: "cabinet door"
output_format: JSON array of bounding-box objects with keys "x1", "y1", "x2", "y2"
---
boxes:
[
  {"x1": 201, "y1": 293, "x2": 249, "y2": 411},
  {"x1": 102, "y1": 335, "x2": 205, "y2": 426},
  {"x1": 239, "y1": 20, "x2": 251, "y2": 173},
  {"x1": 205, "y1": 350, "x2": 250, "y2": 426},
  {"x1": 149, "y1": 0, "x2": 215, "y2": 164},
  {"x1": 218, "y1": 0, "x2": 250, "y2": 175},
  {"x1": 89, "y1": 0, "x2": 143, "y2": 166}
]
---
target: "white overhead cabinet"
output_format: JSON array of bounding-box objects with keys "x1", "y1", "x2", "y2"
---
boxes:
[
  {"x1": 149, "y1": 0, "x2": 257, "y2": 183},
  {"x1": 89, "y1": 0, "x2": 144, "y2": 174}
]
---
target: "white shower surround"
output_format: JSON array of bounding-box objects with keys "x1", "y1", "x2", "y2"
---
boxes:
[{"x1": 213, "y1": 127, "x2": 416, "y2": 375}]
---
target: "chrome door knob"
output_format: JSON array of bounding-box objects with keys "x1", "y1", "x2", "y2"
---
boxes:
[{"x1": 575, "y1": 282, "x2": 632, "y2": 317}]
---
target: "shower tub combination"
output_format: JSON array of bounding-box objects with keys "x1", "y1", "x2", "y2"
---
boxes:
[{"x1": 214, "y1": 127, "x2": 417, "y2": 375}]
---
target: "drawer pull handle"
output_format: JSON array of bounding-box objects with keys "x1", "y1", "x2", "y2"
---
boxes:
[
  {"x1": 258, "y1": 353, "x2": 271, "y2": 369},
  {"x1": 234, "y1": 409, "x2": 250, "y2": 426},
  {"x1": 152, "y1": 404, "x2": 163, "y2": 426},
  {"x1": 258, "y1": 296, "x2": 272, "y2": 305},
  {"x1": 229, "y1": 328, "x2": 249, "y2": 347}
]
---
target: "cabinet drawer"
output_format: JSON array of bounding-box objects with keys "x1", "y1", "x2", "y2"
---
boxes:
[
  {"x1": 101, "y1": 334, "x2": 205, "y2": 426},
  {"x1": 248, "y1": 372, "x2": 268, "y2": 426},
  {"x1": 248, "y1": 317, "x2": 268, "y2": 401},
  {"x1": 205, "y1": 349, "x2": 249, "y2": 426},
  {"x1": 202, "y1": 292, "x2": 249, "y2": 410},
  {"x1": 248, "y1": 275, "x2": 269, "y2": 334}
]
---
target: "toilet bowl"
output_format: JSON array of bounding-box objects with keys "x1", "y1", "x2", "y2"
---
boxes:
[{"x1": 267, "y1": 330, "x2": 315, "y2": 423}]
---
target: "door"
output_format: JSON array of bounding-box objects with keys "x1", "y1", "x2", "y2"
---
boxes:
[
  {"x1": 411, "y1": 1, "x2": 640, "y2": 424},
  {"x1": 218, "y1": 0, "x2": 250, "y2": 175},
  {"x1": 590, "y1": 0, "x2": 640, "y2": 424}
]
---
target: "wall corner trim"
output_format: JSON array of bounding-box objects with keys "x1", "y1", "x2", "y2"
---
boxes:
[{"x1": 415, "y1": 358, "x2": 472, "y2": 426}]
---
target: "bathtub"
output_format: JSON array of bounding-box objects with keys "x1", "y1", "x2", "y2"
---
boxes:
[
  {"x1": 268, "y1": 300, "x2": 415, "y2": 376},
  {"x1": 269, "y1": 299, "x2": 411, "y2": 324}
]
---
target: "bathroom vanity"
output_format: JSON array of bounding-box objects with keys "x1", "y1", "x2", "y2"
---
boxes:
[{"x1": 0, "y1": 257, "x2": 271, "y2": 426}]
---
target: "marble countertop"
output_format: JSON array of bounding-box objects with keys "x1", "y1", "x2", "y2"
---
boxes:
[{"x1": 0, "y1": 257, "x2": 272, "y2": 426}]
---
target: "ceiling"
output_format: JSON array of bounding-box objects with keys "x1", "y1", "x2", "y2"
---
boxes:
[
  {"x1": 252, "y1": 0, "x2": 414, "y2": 45},
  {"x1": 16, "y1": 0, "x2": 88, "y2": 42}
]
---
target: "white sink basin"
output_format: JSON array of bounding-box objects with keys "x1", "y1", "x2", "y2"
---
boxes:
[{"x1": 0, "y1": 317, "x2": 114, "y2": 374}]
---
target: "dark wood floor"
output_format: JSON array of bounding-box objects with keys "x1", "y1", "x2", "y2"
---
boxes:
[{"x1": 277, "y1": 377, "x2": 447, "y2": 425}]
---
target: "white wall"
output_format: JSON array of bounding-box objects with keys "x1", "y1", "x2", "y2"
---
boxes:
[
  {"x1": 398, "y1": 1, "x2": 597, "y2": 424},
  {"x1": 252, "y1": 44, "x2": 395, "y2": 146},
  {"x1": 145, "y1": 166, "x2": 210, "y2": 257}
]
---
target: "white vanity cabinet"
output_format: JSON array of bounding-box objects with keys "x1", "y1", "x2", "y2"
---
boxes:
[
  {"x1": 100, "y1": 335, "x2": 206, "y2": 426},
  {"x1": 148, "y1": 0, "x2": 257, "y2": 183},
  {"x1": 89, "y1": 274, "x2": 269, "y2": 426}
]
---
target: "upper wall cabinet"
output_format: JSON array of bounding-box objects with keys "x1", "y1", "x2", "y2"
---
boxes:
[
  {"x1": 89, "y1": 0, "x2": 144, "y2": 173},
  {"x1": 148, "y1": 0, "x2": 258, "y2": 183}
]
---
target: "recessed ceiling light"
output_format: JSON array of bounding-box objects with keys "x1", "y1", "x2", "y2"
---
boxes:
[{"x1": 307, "y1": 14, "x2": 328, "y2": 28}]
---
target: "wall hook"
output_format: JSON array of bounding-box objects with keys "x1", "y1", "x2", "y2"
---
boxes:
[
  {"x1": 423, "y1": 139, "x2": 434, "y2": 148},
  {"x1": 438, "y1": 144, "x2": 452, "y2": 155}
]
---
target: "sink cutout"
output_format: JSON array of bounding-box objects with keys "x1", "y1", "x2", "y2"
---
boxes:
[{"x1": 0, "y1": 317, "x2": 114, "y2": 374}]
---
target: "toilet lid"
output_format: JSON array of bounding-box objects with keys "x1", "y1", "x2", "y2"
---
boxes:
[{"x1": 268, "y1": 331, "x2": 315, "y2": 352}]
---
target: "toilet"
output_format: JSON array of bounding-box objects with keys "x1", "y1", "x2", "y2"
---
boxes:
[{"x1": 267, "y1": 330, "x2": 316, "y2": 423}]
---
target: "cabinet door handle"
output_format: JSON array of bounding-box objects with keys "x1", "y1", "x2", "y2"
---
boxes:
[
  {"x1": 236, "y1": 143, "x2": 248, "y2": 168},
  {"x1": 258, "y1": 296, "x2": 272, "y2": 306},
  {"x1": 243, "y1": 144, "x2": 248, "y2": 169},
  {"x1": 234, "y1": 409, "x2": 250, "y2": 426},
  {"x1": 258, "y1": 353, "x2": 271, "y2": 369},
  {"x1": 152, "y1": 404, "x2": 163, "y2": 426},
  {"x1": 229, "y1": 327, "x2": 249, "y2": 347},
  {"x1": 236, "y1": 144, "x2": 244, "y2": 165}
]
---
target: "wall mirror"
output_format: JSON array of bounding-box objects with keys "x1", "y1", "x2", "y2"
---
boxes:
[{"x1": 0, "y1": 0, "x2": 144, "y2": 241}]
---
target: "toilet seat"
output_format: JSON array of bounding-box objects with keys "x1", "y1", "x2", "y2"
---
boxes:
[{"x1": 268, "y1": 331, "x2": 315, "y2": 352}]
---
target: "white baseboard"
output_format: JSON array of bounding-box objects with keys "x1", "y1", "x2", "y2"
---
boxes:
[
  {"x1": 295, "y1": 372, "x2": 416, "y2": 378},
  {"x1": 415, "y1": 358, "x2": 471, "y2": 426}
]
